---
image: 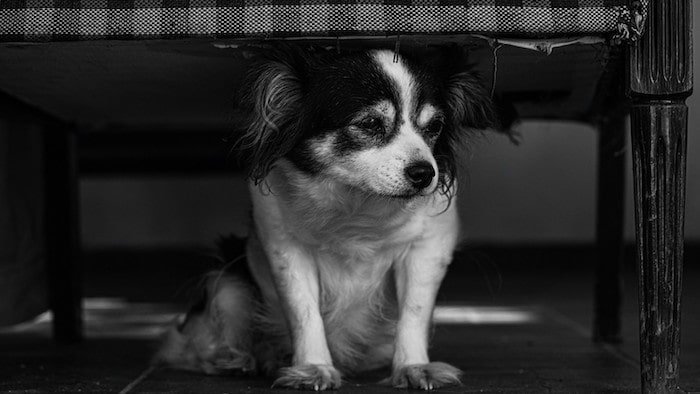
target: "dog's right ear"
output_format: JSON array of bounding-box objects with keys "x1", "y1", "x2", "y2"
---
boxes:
[{"x1": 234, "y1": 46, "x2": 308, "y2": 183}]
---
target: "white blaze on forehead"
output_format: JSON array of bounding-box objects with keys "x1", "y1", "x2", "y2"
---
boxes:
[{"x1": 372, "y1": 50, "x2": 416, "y2": 120}]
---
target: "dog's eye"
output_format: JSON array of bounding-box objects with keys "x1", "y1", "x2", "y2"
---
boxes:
[
  {"x1": 358, "y1": 117, "x2": 384, "y2": 133},
  {"x1": 425, "y1": 120, "x2": 444, "y2": 136}
]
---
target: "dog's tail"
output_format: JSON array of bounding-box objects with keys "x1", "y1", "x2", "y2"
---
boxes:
[{"x1": 153, "y1": 235, "x2": 258, "y2": 375}]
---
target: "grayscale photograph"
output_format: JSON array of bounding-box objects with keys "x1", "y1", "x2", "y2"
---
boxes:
[{"x1": 0, "y1": 1, "x2": 698, "y2": 393}]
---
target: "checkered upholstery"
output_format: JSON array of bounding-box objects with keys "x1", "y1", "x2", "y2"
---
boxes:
[{"x1": 0, "y1": 0, "x2": 647, "y2": 43}]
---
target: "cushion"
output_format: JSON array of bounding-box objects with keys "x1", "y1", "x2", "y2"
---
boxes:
[{"x1": 0, "y1": 0, "x2": 647, "y2": 43}]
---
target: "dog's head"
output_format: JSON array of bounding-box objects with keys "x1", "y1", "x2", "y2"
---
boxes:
[{"x1": 234, "y1": 45, "x2": 500, "y2": 199}]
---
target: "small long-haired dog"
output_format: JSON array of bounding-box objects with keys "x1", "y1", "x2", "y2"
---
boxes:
[{"x1": 155, "y1": 44, "x2": 500, "y2": 390}]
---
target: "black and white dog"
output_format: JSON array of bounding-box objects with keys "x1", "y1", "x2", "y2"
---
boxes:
[{"x1": 155, "y1": 45, "x2": 500, "y2": 390}]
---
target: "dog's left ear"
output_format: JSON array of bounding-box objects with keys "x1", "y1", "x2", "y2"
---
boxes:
[
  {"x1": 445, "y1": 70, "x2": 499, "y2": 131},
  {"x1": 436, "y1": 47, "x2": 501, "y2": 133},
  {"x1": 428, "y1": 47, "x2": 515, "y2": 198}
]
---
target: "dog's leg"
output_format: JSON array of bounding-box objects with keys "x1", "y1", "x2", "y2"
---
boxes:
[
  {"x1": 262, "y1": 242, "x2": 341, "y2": 390},
  {"x1": 387, "y1": 212, "x2": 462, "y2": 390},
  {"x1": 251, "y1": 216, "x2": 341, "y2": 390},
  {"x1": 250, "y1": 181, "x2": 342, "y2": 390}
]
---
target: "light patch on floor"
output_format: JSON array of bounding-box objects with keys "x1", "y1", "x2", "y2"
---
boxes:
[
  {"x1": 0, "y1": 299, "x2": 539, "y2": 339},
  {"x1": 433, "y1": 305, "x2": 539, "y2": 325},
  {"x1": 0, "y1": 298, "x2": 178, "y2": 339}
]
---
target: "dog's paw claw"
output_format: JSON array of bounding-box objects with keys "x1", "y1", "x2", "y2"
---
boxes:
[
  {"x1": 273, "y1": 364, "x2": 341, "y2": 390},
  {"x1": 383, "y1": 362, "x2": 462, "y2": 390}
]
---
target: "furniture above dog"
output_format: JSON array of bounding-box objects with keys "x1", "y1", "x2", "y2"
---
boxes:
[{"x1": 0, "y1": 1, "x2": 691, "y2": 392}]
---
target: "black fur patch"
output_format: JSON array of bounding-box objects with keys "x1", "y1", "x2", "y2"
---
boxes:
[
  {"x1": 291, "y1": 51, "x2": 453, "y2": 167},
  {"x1": 288, "y1": 51, "x2": 404, "y2": 171}
]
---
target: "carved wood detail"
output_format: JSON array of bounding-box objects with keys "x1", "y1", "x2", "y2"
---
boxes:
[{"x1": 629, "y1": 0, "x2": 693, "y2": 96}]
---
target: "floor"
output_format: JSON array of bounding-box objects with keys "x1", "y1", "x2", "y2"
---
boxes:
[{"x1": 1, "y1": 245, "x2": 699, "y2": 393}]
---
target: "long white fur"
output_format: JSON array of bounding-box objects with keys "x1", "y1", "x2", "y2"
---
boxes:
[
  {"x1": 373, "y1": 51, "x2": 416, "y2": 117},
  {"x1": 248, "y1": 159, "x2": 459, "y2": 380}
]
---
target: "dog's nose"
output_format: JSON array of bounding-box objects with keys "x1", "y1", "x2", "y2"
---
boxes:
[{"x1": 405, "y1": 161, "x2": 435, "y2": 189}]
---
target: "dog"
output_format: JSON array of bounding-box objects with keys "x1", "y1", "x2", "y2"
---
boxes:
[{"x1": 154, "y1": 44, "x2": 500, "y2": 390}]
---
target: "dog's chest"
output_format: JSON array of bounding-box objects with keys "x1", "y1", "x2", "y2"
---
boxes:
[
  {"x1": 252, "y1": 171, "x2": 445, "y2": 265},
  {"x1": 288, "y1": 196, "x2": 429, "y2": 261}
]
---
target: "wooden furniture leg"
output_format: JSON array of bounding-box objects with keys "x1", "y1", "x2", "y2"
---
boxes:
[
  {"x1": 44, "y1": 124, "x2": 83, "y2": 343},
  {"x1": 593, "y1": 114, "x2": 626, "y2": 344},
  {"x1": 0, "y1": 90, "x2": 83, "y2": 342},
  {"x1": 629, "y1": 1, "x2": 692, "y2": 392}
]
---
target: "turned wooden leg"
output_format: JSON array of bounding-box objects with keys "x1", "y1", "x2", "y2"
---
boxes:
[
  {"x1": 44, "y1": 125, "x2": 83, "y2": 343},
  {"x1": 629, "y1": 1, "x2": 692, "y2": 392},
  {"x1": 630, "y1": 100, "x2": 687, "y2": 393},
  {"x1": 593, "y1": 114, "x2": 626, "y2": 344}
]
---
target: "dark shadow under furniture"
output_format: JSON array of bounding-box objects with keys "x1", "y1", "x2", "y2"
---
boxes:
[{"x1": 0, "y1": 1, "x2": 691, "y2": 392}]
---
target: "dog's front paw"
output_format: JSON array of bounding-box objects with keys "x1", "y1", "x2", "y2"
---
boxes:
[
  {"x1": 385, "y1": 362, "x2": 462, "y2": 390},
  {"x1": 273, "y1": 364, "x2": 342, "y2": 390}
]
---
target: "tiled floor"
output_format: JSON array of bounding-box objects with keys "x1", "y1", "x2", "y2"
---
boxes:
[{"x1": 1, "y1": 246, "x2": 699, "y2": 393}]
